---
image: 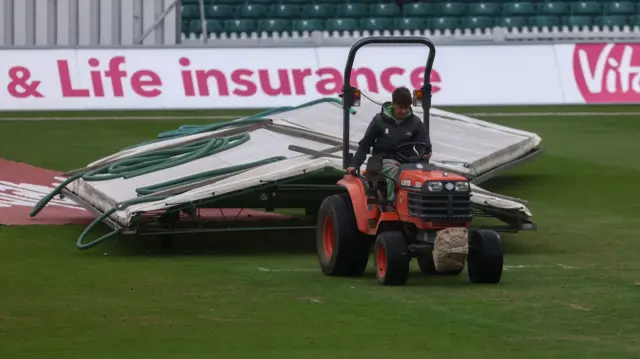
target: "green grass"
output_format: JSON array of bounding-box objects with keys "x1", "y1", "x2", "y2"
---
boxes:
[{"x1": 1, "y1": 105, "x2": 640, "y2": 359}]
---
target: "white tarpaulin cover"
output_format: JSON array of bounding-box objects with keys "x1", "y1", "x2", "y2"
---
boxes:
[{"x1": 58, "y1": 97, "x2": 541, "y2": 227}]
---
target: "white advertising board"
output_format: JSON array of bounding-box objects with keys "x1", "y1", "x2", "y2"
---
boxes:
[{"x1": 0, "y1": 42, "x2": 639, "y2": 110}]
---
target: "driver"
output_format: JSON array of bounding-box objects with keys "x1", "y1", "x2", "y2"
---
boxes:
[{"x1": 346, "y1": 86, "x2": 432, "y2": 205}]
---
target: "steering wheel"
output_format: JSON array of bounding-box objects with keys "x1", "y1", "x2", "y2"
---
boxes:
[{"x1": 394, "y1": 141, "x2": 431, "y2": 163}]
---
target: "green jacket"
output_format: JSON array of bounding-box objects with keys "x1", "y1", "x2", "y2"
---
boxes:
[{"x1": 351, "y1": 102, "x2": 431, "y2": 168}]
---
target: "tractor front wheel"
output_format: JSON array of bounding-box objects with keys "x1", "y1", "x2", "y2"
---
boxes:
[
  {"x1": 316, "y1": 194, "x2": 371, "y2": 276},
  {"x1": 374, "y1": 231, "x2": 410, "y2": 285},
  {"x1": 467, "y1": 229, "x2": 504, "y2": 283}
]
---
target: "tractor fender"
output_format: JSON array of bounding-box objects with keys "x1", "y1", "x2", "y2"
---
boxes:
[{"x1": 337, "y1": 175, "x2": 369, "y2": 233}]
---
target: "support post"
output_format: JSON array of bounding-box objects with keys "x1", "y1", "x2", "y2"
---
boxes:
[
  {"x1": 198, "y1": 0, "x2": 208, "y2": 43},
  {"x1": 134, "y1": 0, "x2": 179, "y2": 45}
]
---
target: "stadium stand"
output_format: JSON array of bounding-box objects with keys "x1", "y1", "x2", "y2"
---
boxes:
[{"x1": 180, "y1": 0, "x2": 640, "y2": 40}]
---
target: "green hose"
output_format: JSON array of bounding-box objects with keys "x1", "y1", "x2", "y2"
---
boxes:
[
  {"x1": 76, "y1": 208, "x2": 119, "y2": 250},
  {"x1": 155, "y1": 97, "x2": 352, "y2": 140},
  {"x1": 85, "y1": 133, "x2": 251, "y2": 182},
  {"x1": 135, "y1": 156, "x2": 286, "y2": 196},
  {"x1": 30, "y1": 97, "x2": 355, "y2": 250},
  {"x1": 119, "y1": 97, "x2": 354, "y2": 151}
]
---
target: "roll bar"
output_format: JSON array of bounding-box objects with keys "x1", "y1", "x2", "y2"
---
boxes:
[{"x1": 340, "y1": 36, "x2": 437, "y2": 169}]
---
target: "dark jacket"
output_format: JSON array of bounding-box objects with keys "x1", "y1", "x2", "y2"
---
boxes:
[{"x1": 351, "y1": 102, "x2": 431, "y2": 168}]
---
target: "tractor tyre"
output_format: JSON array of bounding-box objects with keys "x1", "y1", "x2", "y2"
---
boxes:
[
  {"x1": 417, "y1": 252, "x2": 464, "y2": 275},
  {"x1": 374, "y1": 231, "x2": 410, "y2": 285},
  {"x1": 316, "y1": 194, "x2": 372, "y2": 277},
  {"x1": 467, "y1": 229, "x2": 504, "y2": 283}
]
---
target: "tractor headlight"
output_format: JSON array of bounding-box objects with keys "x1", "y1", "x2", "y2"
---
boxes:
[
  {"x1": 455, "y1": 181, "x2": 470, "y2": 192},
  {"x1": 426, "y1": 181, "x2": 443, "y2": 192}
]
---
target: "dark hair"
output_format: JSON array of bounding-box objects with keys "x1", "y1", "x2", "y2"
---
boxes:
[{"x1": 392, "y1": 87, "x2": 412, "y2": 107}]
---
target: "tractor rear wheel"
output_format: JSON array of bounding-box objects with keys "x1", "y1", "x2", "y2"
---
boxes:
[
  {"x1": 467, "y1": 229, "x2": 504, "y2": 283},
  {"x1": 374, "y1": 231, "x2": 410, "y2": 285},
  {"x1": 316, "y1": 194, "x2": 371, "y2": 276}
]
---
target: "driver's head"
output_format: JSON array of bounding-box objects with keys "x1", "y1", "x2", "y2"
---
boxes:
[{"x1": 391, "y1": 87, "x2": 412, "y2": 119}]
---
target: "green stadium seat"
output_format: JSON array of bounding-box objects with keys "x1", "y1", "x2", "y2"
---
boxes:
[
  {"x1": 369, "y1": 3, "x2": 401, "y2": 17},
  {"x1": 225, "y1": 19, "x2": 256, "y2": 33},
  {"x1": 604, "y1": 1, "x2": 635, "y2": 15},
  {"x1": 206, "y1": 5, "x2": 234, "y2": 19},
  {"x1": 537, "y1": 1, "x2": 569, "y2": 15},
  {"x1": 564, "y1": 15, "x2": 593, "y2": 27},
  {"x1": 503, "y1": 2, "x2": 536, "y2": 16},
  {"x1": 429, "y1": 17, "x2": 460, "y2": 30},
  {"x1": 270, "y1": 4, "x2": 301, "y2": 18},
  {"x1": 571, "y1": 2, "x2": 601, "y2": 15},
  {"x1": 337, "y1": 3, "x2": 369, "y2": 18},
  {"x1": 181, "y1": 5, "x2": 199, "y2": 19},
  {"x1": 258, "y1": 19, "x2": 291, "y2": 33},
  {"x1": 435, "y1": 2, "x2": 466, "y2": 16},
  {"x1": 178, "y1": 0, "x2": 638, "y2": 37},
  {"x1": 467, "y1": 2, "x2": 500, "y2": 16},
  {"x1": 182, "y1": 0, "x2": 213, "y2": 4},
  {"x1": 186, "y1": 19, "x2": 199, "y2": 35},
  {"x1": 293, "y1": 19, "x2": 324, "y2": 32},
  {"x1": 462, "y1": 16, "x2": 494, "y2": 30},
  {"x1": 403, "y1": 3, "x2": 434, "y2": 16},
  {"x1": 360, "y1": 18, "x2": 395, "y2": 32},
  {"x1": 597, "y1": 15, "x2": 629, "y2": 27},
  {"x1": 196, "y1": 0, "x2": 236, "y2": 4},
  {"x1": 303, "y1": 4, "x2": 334, "y2": 18},
  {"x1": 321, "y1": 0, "x2": 357, "y2": 3},
  {"x1": 326, "y1": 18, "x2": 358, "y2": 32},
  {"x1": 189, "y1": 19, "x2": 224, "y2": 35},
  {"x1": 238, "y1": 4, "x2": 266, "y2": 18},
  {"x1": 531, "y1": 15, "x2": 562, "y2": 28},
  {"x1": 394, "y1": 17, "x2": 428, "y2": 31},
  {"x1": 497, "y1": 16, "x2": 527, "y2": 28}
]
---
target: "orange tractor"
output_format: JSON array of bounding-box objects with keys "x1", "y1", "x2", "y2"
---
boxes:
[{"x1": 316, "y1": 36, "x2": 504, "y2": 286}]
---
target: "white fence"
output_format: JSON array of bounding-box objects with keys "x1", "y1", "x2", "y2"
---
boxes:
[
  {"x1": 1, "y1": 42, "x2": 637, "y2": 110},
  {"x1": 0, "y1": 0, "x2": 179, "y2": 46}
]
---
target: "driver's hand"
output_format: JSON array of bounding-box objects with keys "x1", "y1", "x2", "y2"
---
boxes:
[
  {"x1": 345, "y1": 167, "x2": 357, "y2": 175},
  {"x1": 422, "y1": 153, "x2": 432, "y2": 160}
]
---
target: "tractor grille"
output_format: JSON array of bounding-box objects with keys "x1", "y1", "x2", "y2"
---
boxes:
[{"x1": 406, "y1": 191, "x2": 472, "y2": 221}]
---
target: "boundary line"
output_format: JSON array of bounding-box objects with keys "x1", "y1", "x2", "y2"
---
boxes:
[{"x1": 0, "y1": 111, "x2": 639, "y2": 121}]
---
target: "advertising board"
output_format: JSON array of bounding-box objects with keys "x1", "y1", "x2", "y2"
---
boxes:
[{"x1": 0, "y1": 42, "x2": 638, "y2": 110}]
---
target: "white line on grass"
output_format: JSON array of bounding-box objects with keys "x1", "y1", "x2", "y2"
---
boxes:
[
  {"x1": 3, "y1": 111, "x2": 639, "y2": 121},
  {"x1": 503, "y1": 264, "x2": 580, "y2": 270},
  {"x1": 257, "y1": 264, "x2": 579, "y2": 273},
  {"x1": 257, "y1": 267, "x2": 317, "y2": 272}
]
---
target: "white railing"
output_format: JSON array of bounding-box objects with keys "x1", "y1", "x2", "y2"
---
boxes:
[{"x1": 0, "y1": 0, "x2": 179, "y2": 47}]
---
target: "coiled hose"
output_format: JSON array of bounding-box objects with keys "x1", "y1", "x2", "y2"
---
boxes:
[{"x1": 29, "y1": 97, "x2": 355, "y2": 250}]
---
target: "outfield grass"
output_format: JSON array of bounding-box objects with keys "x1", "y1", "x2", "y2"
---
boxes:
[{"x1": 1, "y1": 105, "x2": 640, "y2": 359}]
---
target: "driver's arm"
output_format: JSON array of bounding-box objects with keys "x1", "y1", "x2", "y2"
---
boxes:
[
  {"x1": 351, "y1": 118, "x2": 380, "y2": 168},
  {"x1": 413, "y1": 119, "x2": 432, "y2": 154}
]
